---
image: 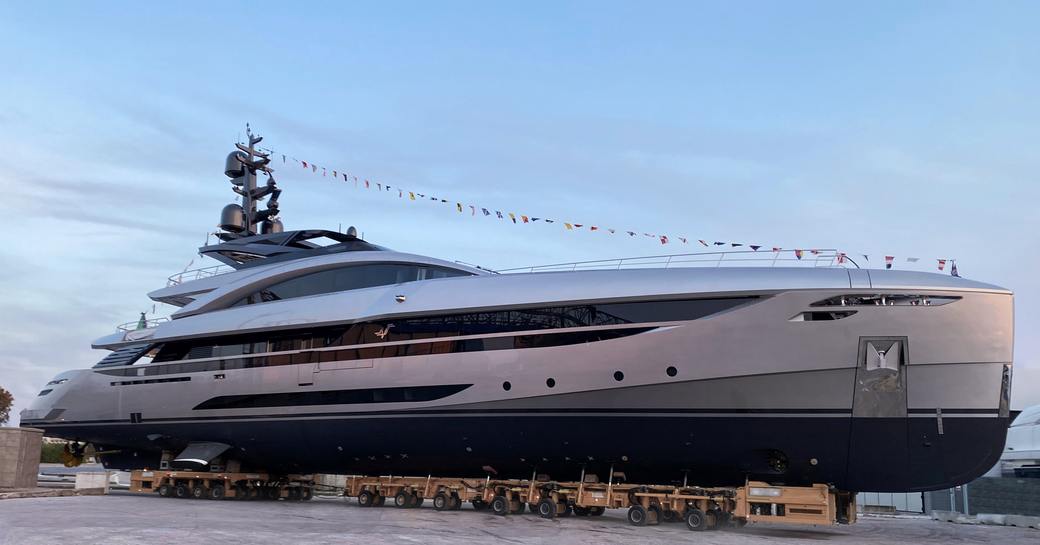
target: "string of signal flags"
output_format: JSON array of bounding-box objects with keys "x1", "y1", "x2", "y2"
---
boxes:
[{"x1": 259, "y1": 146, "x2": 960, "y2": 276}]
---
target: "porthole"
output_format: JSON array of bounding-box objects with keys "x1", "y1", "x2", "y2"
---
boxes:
[
  {"x1": 546, "y1": 378, "x2": 556, "y2": 388},
  {"x1": 613, "y1": 371, "x2": 624, "y2": 382},
  {"x1": 666, "y1": 366, "x2": 678, "y2": 377},
  {"x1": 502, "y1": 381, "x2": 512, "y2": 391}
]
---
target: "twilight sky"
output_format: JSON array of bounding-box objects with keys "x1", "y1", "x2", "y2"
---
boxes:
[{"x1": 0, "y1": 1, "x2": 1037, "y2": 424}]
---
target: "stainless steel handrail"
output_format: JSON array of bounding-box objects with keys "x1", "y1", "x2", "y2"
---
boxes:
[
  {"x1": 167, "y1": 264, "x2": 235, "y2": 286},
  {"x1": 497, "y1": 249, "x2": 858, "y2": 274},
  {"x1": 116, "y1": 317, "x2": 171, "y2": 332}
]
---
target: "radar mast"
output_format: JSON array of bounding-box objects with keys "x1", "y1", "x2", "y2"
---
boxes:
[{"x1": 218, "y1": 125, "x2": 282, "y2": 239}]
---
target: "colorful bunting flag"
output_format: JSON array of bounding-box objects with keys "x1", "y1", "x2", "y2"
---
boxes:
[{"x1": 275, "y1": 147, "x2": 965, "y2": 265}]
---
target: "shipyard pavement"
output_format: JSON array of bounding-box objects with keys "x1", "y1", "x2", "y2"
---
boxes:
[{"x1": 0, "y1": 493, "x2": 1035, "y2": 545}]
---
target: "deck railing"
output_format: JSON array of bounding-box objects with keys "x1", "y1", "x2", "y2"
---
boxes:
[
  {"x1": 116, "y1": 317, "x2": 171, "y2": 332},
  {"x1": 497, "y1": 249, "x2": 858, "y2": 274},
  {"x1": 167, "y1": 264, "x2": 235, "y2": 286}
]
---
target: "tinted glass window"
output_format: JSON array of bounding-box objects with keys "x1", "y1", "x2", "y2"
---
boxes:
[
  {"x1": 146, "y1": 297, "x2": 756, "y2": 366},
  {"x1": 234, "y1": 264, "x2": 470, "y2": 307}
]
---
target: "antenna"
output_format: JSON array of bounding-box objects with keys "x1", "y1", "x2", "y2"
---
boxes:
[{"x1": 219, "y1": 125, "x2": 283, "y2": 238}]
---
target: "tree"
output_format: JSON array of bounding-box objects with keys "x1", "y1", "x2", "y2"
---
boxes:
[{"x1": 0, "y1": 386, "x2": 12, "y2": 426}]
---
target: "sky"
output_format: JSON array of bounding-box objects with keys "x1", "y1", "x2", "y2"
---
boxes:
[{"x1": 0, "y1": 1, "x2": 1037, "y2": 425}]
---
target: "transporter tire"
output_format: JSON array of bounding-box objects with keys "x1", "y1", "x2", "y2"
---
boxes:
[
  {"x1": 491, "y1": 495, "x2": 510, "y2": 516},
  {"x1": 573, "y1": 506, "x2": 590, "y2": 517},
  {"x1": 627, "y1": 505, "x2": 649, "y2": 526},
  {"x1": 685, "y1": 508, "x2": 708, "y2": 531},
  {"x1": 646, "y1": 504, "x2": 661, "y2": 525},
  {"x1": 209, "y1": 485, "x2": 225, "y2": 500},
  {"x1": 433, "y1": 492, "x2": 449, "y2": 511},
  {"x1": 174, "y1": 484, "x2": 190, "y2": 499},
  {"x1": 705, "y1": 509, "x2": 719, "y2": 530},
  {"x1": 157, "y1": 483, "x2": 172, "y2": 498},
  {"x1": 301, "y1": 487, "x2": 313, "y2": 501},
  {"x1": 394, "y1": 491, "x2": 412, "y2": 508},
  {"x1": 472, "y1": 499, "x2": 488, "y2": 511},
  {"x1": 589, "y1": 506, "x2": 605, "y2": 516},
  {"x1": 358, "y1": 490, "x2": 375, "y2": 507},
  {"x1": 191, "y1": 486, "x2": 207, "y2": 500},
  {"x1": 662, "y1": 509, "x2": 678, "y2": 523},
  {"x1": 374, "y1": 494, "x2": 386, "y2": 507},
  {"x1": 448, "y1": 494, "x2": 462, "y2": 510},
  {"x1": 528, "y1": 503, "x2": 538, "y2": 514},
  {"x1": 537, "y1": 498, "x2": 557, "y2": 519}
]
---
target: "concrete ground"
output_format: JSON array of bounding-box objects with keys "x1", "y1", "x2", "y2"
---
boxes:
[{"x1": 0, "y1": 493, "x2": 1035, "y2": 545}]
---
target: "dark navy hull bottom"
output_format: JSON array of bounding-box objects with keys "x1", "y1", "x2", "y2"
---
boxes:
[{"x1": 28, "y1": 412, "x2": 1008, "y2": 492}]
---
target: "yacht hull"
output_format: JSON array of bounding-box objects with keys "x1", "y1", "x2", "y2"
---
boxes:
[
  {"x1": 36, "y1": 411, "x2": 1009, "y2": 492},
  {"x1": 23, "y1": 269, "x2": 1014, "y2": 493}
]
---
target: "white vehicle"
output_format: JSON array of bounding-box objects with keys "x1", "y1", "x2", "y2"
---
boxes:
[{"x1": 1003, "y1": 405, "x2": 1040, "y2": 477}]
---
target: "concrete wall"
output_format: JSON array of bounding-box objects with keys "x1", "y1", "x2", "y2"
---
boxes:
[{"x1": 0, "y1": 427, "x2": 44, "y2": 489}]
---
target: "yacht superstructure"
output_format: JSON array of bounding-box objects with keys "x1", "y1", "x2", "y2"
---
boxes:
[{"x1": 21, "y1": 133, "x2": 1014, "y2": 492}]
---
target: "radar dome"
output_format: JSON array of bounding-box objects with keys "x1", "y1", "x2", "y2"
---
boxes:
[
  {"x1": 225, "y1": 151, "x2": 248, "y2": 178},
  {"x1": 219, "y1": 203, "x2": 245, "y2": 232},
  {"x1": 261, "y1": 219, "x2": 284, "y2": 234}
]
